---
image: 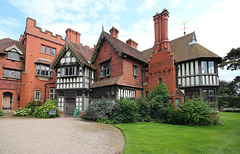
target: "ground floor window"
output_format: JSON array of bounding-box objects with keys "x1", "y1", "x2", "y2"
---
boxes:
[
  {"x1": 49, "y1": 88, "x2": 56, "y2": 99},
  {"x1": 58, "y1": 96, "x2": 64, "y2": 111},
  {"x1": 34, "y1": 91, "x2": 41, "y2": 101}
]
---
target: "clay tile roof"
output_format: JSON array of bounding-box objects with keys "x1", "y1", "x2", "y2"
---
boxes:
[
  {"x1": 102, "y1": 32, "x2": 148, "y2": 63},
  {"x1": 67, "y1": 40, "x2": 96, "y2": 69},
  {"x1": 0, "y1": 38, "x2": 24, "y2": 56},
  {"x1": 34, "y1": 58, "x2": 52, "y2": 65},
  {"x1": 90, "y1": 76, "x2": 122, "y2": 89},
  {"x1": 142, "y1": 32, "x2": 221, "y2": 63}
]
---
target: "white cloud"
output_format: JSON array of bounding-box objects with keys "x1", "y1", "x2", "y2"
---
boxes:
[
  {"x1": 169, "y1": 0, "x2": 181, "y2": 8},
  {"x1": 137, "y1": 0, "x2": 156, "y2": 12}
]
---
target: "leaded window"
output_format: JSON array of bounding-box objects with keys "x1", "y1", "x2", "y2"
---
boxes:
[
  {"x1": 34, "y1": 91, "x2": 41, "y2": 101},
  {"x1": 100, "y1": 60, "x2": 111, "y2": 78},
  {"x1": 35, "y1": 64, "x2": 53, "y2": 77},
  {"x1": 52, "y1": 48, "x2": 56, "y2": 55},
  {"x1": 133, "y1": 65, "x2": 137, "y2": 77},
  {"x1": 61, "y1": 66, "x2": 77, "y2": 76},
  {"x1": 201, "y1": 61, "x2": 215, "y2": 74},
  {"x1": 47, "y1": 46, "x2": 51, "y2": 54},
  {"x1": 49, "y1": 88, "x2": 56, "y2": 99},
  {"x1": 3, "y1": 69, "x2": 21, "y2": 79},
  {"x1": 41, "y1": 45, "x2": 46, "y2": 53},
  {"x1": 7, "y1": 52, "x2": 20, "y2": 61}
]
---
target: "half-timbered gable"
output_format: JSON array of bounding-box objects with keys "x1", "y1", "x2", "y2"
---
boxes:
[
  {"x1": 91, "y1": 27, "x2": 148, "y2": 101},
  {"x1": 51, "y1": 39, "x2": 95, "y2": 115},
  {"x1": 142, "y1": 32, "x2": 221, "y2": 105}
]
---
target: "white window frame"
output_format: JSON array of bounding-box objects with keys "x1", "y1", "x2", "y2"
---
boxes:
[
  {"x1": 49, "y1": 88, "x2": 56, "y2": 99},
  {"x1": 34, "y1": 91, "x2": 41, "y2": 101}
]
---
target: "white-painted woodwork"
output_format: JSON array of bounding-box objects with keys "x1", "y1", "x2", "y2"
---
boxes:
[
  {"x1": 206, "y1": 76, "x2": 209, "y2": 85},
  {"x1": 186, "y1": 62, "x2": 189, "y2": 76},
  {"x1": 195, "y1": 61, "x2": 199, "y2": 74},
  {"x1": 190, "y1": 62, "x2": 194, "y2": 75},
  {"x1": 191, "y1": 77, "x2": 194, "y2": 86},
  {"x1": 178, "y1": 64, "x2": 181, "y2": 76},
  {"x1": 202, "y1": 76, "x2": 205, "y2": 85},
  {"x1": 186, "y1": 77, "x2": 190, "y2": 86}
]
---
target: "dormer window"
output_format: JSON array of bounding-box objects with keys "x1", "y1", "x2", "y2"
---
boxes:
[{"x1": 7, "y1": 52, "x2": 20, "y2": 61}]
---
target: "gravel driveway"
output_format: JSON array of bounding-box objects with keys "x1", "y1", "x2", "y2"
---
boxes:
[{"x1": 0, "y1": 117, "x2": 124, "y2": 154}]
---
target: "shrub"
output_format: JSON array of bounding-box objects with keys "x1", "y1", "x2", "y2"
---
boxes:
[
  {"x1": 111, "y1": 98, "x2": 139, "y2": 124},
  {"x1": 33, "y1": 99, "x2": 59, "y2": 118},
  {"x1": 14, "y1": 107, "x2": 31, "y2": 116},
  {"x1": 25, "y1": 100, "x2": 41, "y2": 115},
  {"x1": 147, "y1": 83, "x2": 170, "y2": 122},
  {"x1": 96, "y1": 114, "x2": 112, "y2": 124},
  {"x1": 0, "y1": 109, "x2": 3, "y2": 116},
  {"x1": 137, "y1": 96, "x2": 151, "y2": 122},
  {"x1": 178, "y1": 97, "x2": 217, "y2": 126},
  {"x1": 83, "y1": 97, "x2": 114, "y2": 120}
]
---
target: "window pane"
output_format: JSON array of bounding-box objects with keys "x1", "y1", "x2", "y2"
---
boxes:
[
  {"x1": 8, "y1": 52, "x2": 20, "y2": 61},
  {"x1": 41, "y1": 45, "x2": 45, "y2": 53},
  {"x1": 16, "y1": 71, "x2": 21, "y2": 79},
  {"x1": 47, "y1": 47, "x2": 51, "y2": 54},
  {"x1": 4, "y1": 69, "x2": 9, "y2": 77},
  {"x1": 201, "y1": 61, "x2": 208, "y2": 74},
  {"x1": 52, "y1": 48, "x2": 56, "y2": 55},
  {"x1": 208, "y1": 61, "x2": 214, "y2": 73}
]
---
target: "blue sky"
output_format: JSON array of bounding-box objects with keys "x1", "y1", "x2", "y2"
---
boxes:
[{"x1": 0, "y1": 0, "x2": 239, "y2": 81}]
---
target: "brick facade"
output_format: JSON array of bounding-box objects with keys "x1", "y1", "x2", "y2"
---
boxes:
[{"x1": 20, "y1": 18, "x2": 65, "y2": 107}]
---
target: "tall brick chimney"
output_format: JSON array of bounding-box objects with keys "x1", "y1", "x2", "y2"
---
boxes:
[
  {"x1": 126, "y1": 38, "x2": 138, "y2": 49},
  {"x1": 109, "y1": 26, "x2": 119, "y2": 38},
  {"x1": 65, "y1": 28, "x2": 81, "y2": 44},
  {"x1": 153, "y1": 9, "x2": 170, "y2": 52}
]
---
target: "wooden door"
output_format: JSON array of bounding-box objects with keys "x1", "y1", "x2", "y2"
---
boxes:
[
  {"x1": 3, "y1": 95, "x2": 11, "y2": 109},
  {"x1": 65, "y1": 98, "x2": 76, "y2": 115}
]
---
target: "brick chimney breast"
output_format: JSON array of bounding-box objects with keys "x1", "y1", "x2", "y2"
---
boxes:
[
  {"x1": 126, "y1": 38, "x2": 138, "y2": 49},
  {"x1": 109, "y1": 26, "x2": 119, "y2": 38},
  {"x1": 65, "y1": 28, "x2": 81, "y2": 44}
]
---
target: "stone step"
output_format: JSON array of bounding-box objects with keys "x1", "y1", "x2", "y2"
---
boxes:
[{"x1": 2, "y1": 109, "x2": 14, "y2": 116}]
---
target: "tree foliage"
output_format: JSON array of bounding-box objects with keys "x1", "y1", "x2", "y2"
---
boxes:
[{"x1": 219, "y1": 47, "x2": 240, "y2": 70}]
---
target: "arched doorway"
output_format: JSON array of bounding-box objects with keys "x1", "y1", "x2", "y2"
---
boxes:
[{"x1": 3, "y1": 92, "x2": 12, "y2": 109}]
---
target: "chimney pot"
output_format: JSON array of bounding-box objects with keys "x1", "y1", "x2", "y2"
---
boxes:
[
  {"x1": 126, "y1": 38, "x2": 138, "y2": 49},
  {"x1": 109, "y1": 26, "x2": 119, "y2": 38},
  {"x1": 65, "y1": 28, "x2": 81, "y2": 44}
]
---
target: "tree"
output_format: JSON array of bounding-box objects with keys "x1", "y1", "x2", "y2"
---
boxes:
[
  {"x1": 219, "y1": 47, "x2": 240, "y2": 70},
  {"x1": 218, "y1": 76, "x2": 240, "y2": 96}
]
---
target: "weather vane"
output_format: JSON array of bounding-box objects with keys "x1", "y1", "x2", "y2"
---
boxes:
[{"x1": 183, "y1": 21, "x2": 188, "y2": 36}]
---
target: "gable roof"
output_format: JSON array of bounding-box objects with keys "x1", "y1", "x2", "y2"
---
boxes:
[
  {"x1": 0, "y1": 38, "x2": 24, "y2": 56},
  {"x1": 91, "y1": 31, "x2": 148, "y2": 64},
  {"x1": 90, "y1": 75, "x2": 143, "y2": 89},
  {"x1": 142, "y1": 32, "x2": 221, "y2": 63},
  {"x1": 51, "y1": 39, "x2": 96, "y2": 69}
]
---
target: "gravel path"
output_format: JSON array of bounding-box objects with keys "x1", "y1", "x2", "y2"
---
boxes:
[{"x1": 0, "y1": 117, "x2": 125, "y2": 154}]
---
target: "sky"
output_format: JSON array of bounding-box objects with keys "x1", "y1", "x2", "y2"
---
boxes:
[{"x1": 0, "y1": 0, "x2": 239, "y2": 81}]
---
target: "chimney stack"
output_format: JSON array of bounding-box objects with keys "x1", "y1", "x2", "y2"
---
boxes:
[
  {"x1": 109, "y1": 26, "x2": 119, "y2": 38},
  {"x1": 126, "y1": 38, "x2": 138, "y2": 49},
  {"x1": 65, "y1": 28, "x2": 81, "y2": 44},
  {"x1": 153, "y1": 9, "x2": 170, "y2": 52}
]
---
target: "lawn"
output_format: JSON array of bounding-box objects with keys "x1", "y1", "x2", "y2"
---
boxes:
[{"x1": 115, "y1": 112, "x2": 240, "y2": 154}]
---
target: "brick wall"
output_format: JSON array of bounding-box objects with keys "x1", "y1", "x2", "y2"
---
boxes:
[{"x1": 20, "y1": 18, "x2": 65, "y2": 107}]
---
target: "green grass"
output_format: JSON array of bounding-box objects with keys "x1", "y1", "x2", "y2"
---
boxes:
[{"x1": 115, "y1": 112, "x2": 240, "y2": 154}]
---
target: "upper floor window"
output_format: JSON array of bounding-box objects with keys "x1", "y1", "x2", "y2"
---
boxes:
[
  {"x1": 61, "y1": 66, "x2": 77, "y2": 76},
  {"x1": 3, "y1": 69, "x2": 21, "y2": 79},
  {"x1": 41, "y1": 45, "x2": 46, "y2": 53},
  {"x1": 7, "y1": 52, "x2": 20, "y2": 61},
  {"x1": 100, "y1": 60, "x2": 111, "y2": 78},
  {"x1": 133, "y1": 65, "x2": 137, "y2": 77},
  {"x1": 201, "y1": 61, "x2": 215, "y2": 74},
  {"x1": 41, "y1": 44, "x2": 56, "y2": 55},
  {"x1": 34, "y1": 91, "x2": 41, "y2": 101},
  {"x1": 35, "y1": 64, "x2": 53, "y2": 77},
  {"x1": 46, "y1": 47, "x2": 51, "y2": 54},
  {"x1": 52, "y1": 48, "x2": 56, "y2": 55}
]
